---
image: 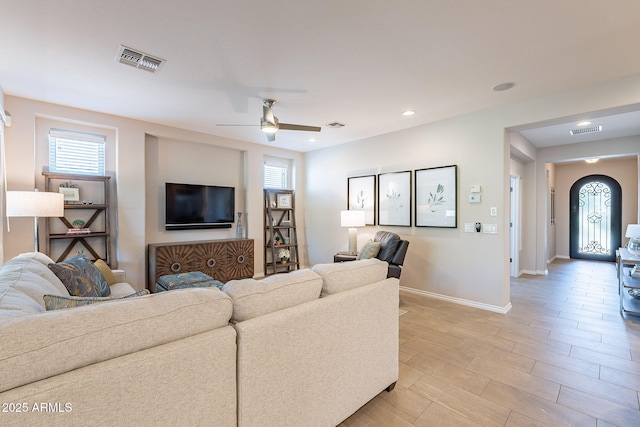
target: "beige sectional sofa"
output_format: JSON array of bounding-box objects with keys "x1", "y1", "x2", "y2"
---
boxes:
[{"x1": 0, "y1": 253, "x2": 398, "y2": 426}]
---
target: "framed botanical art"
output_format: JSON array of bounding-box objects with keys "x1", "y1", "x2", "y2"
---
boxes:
[
  {"x1": 378, "y1": 171, "x2": 411, "y2": 227},
  {"x1": 347, "y1": 175, "x2": 376, "y2": 225},
  {"x1": 415, "y1": 165, "x2": 457, "y2": 227}
]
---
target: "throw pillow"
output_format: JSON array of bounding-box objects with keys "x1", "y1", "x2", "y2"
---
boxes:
[
  {"x1": 48, "y1": 254, "x2": 111, "y2": 297},
  {"x1": 43, "y1": 289, "x2": 149, "y2": 311},
  {"x1": 357, "y1": 241, "x2": 381, "y2": 260},
  {"x1": 93, "y1": 259, "x2": 116, "y2": 285}
]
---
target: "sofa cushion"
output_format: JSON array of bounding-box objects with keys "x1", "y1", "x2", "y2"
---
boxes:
[
  {"x1": 357, "y1": 241, "x2": 381, "y2": 260},
  {"x1": 223, "y1": 269, "x2": 322, "y2": 322},
  {"x1": 43, "y1": 289, "x2": 150, "y2": 310},
  {"x1": 48, "y1": 254, "x2": 110, "y2": 297},
  {"x1": 312, "y1": 258, "x2": 389, "y2": 296},
  {"x1": 0, "y1": 254, "x2": 71, "y2": 315}
]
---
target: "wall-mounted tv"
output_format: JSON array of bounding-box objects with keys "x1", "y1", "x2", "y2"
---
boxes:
[{"x1": 165, "y1": 183, "x2": 235, "y2": 230}]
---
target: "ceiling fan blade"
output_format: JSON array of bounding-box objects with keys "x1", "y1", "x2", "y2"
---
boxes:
[
  {"x1": 266, "y1": 133, "x2": 276, "y2": 143},
  {"x1": 216, "y1": 124, "x2": 259, "y2": 127},
  {"x1": 279, "y1": 123, "x2": 321, "y2": 132}
]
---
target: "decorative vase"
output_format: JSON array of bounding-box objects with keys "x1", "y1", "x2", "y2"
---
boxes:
[
  {"x1": 72, "y1": 219, "x2": 86, "y2": 229},
  {"x1": 628, "y1": 237, "x2": 640, "y2": 256},
  {"x1": 236, "y1": 212, "x2": 243, "y2": 239}
]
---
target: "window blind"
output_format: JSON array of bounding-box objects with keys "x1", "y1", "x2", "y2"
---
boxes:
[{"x1": 49, "y1": 129, "x2": 106, "y2": 175}]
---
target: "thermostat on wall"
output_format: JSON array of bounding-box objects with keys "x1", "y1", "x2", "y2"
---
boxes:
[{"x1": 469, "y1": 194, "x2": 481, "y2": 203}]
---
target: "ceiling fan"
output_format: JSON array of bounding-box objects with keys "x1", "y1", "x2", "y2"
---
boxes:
[{"x1": 218, "y1": 99, "x2": 321, "y2": 142}]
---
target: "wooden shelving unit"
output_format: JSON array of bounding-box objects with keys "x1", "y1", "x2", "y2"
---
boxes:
[
  {"x1": 264, "y1": 189, "x2": 299, "y2": 276},
  {"x1": 43, "y1": 172, "x2": 112, "y2": 265}
]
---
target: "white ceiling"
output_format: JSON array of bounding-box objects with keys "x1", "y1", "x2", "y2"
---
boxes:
[{"x1": 2, "y1": 1, "x2": 640, "y2": 152}]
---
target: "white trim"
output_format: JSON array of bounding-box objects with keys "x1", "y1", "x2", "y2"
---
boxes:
[
  {"x1": 555, "y1": 255, "x2": 570, "y2": 259},
  {"x1": 400, "y1": 286, "x2": 512, "y2": 314}
]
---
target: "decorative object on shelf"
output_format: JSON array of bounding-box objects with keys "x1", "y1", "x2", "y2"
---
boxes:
[
  {"x1": 59, "y1": 186, "x2": 80, "y2": 202},
  {"x1": 628, "y1": 288, "x2": 640, "y2": 299},
  {"x1": 415, "y1": 165, "x2": 457, "y2": 228},
  {"x1": 72, "y1": 219, "x2": 86, "y2": 229},
  {"x1": 348, "y1": 175, "x2": 376, "y2": 225},
  {"x1": 236, "y1": 212, "x2": 243, "y2": 239},
  {"x1": 625, "y1": 224, "x2": 640, "y2": 256},
  {"x1": 378, "y1": 171, "x2": 411, "y2": 227},
  {"x1": 278, "y1": 248, "x2": 290, "y2": 263},
  {"x1": 67, "y1": 228, "x2": 91, "y2": 235},
  {"x1": 274, "y1": 236, "x2": 281, "y2": 245},
  {"x1": 341, "y1": 210, "x2": 366, "y2": 255},
  {"x1": 277, "y1": 193, "x2": 292, "y2": 208},
  {"x1": 5, "y1": 190, "x2": 64, "y2": 252}
]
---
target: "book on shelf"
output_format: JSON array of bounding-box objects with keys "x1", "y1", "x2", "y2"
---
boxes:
[{"x1": 67, "y1": 228, "x2": 91, "y2": 235}]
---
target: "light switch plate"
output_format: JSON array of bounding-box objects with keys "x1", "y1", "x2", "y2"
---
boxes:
[
  {"x1": 464, "y1": 223, "x2": 475, "y2": 232},
  {"x1": 469, "y1": 194, "x2": 481, "y2": 203},
  {"x1": 490, "y1": 207, "x2": 497, "y2": 216},
  {"x1": 470, "y1": 185, "x2": 481, "y2": 193},
  {"x1": 482, "y1": 223, "x2": 497, "y2": 234}
]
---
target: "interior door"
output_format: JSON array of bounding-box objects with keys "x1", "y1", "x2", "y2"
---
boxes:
[{"x1": 569, "y1": 174, "x2": 621, "y2": 262}]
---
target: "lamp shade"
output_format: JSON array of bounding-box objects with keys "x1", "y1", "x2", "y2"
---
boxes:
[
  {"x1": 341, "y1": 210, "x2": 366, "y2": 228},
  {"x1": 625, "y1": 224, "x2": 640, "y2": 238},
  {"x1": 6, "y1": 191, "x2": 64, "y2": 217}
]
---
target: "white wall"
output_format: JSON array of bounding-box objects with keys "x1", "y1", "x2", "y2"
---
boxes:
[
  {"x1": 306, "y1": 74, "x2": 640, "y2": 312},
  {"x1": 2, "y1": 96, "x2": 306, "y2": 288}
]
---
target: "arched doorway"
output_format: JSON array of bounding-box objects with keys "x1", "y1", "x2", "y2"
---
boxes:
[{"x1": 569, "y1": 174, "x2": 621, "y2": 262}]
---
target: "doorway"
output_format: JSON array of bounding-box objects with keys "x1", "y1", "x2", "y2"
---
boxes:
[
  {"x1": 510, "y1": 174, "x2": 520, "y2": 277},
  {"x1": 569, "y1": 174, "x2": 621, "y2": 262}
]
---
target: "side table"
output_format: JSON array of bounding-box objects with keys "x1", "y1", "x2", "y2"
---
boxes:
[{"x1": 334, "y1": 253, "x2": 357, "y2": 263}]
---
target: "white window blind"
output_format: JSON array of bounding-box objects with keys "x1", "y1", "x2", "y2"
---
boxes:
[
  {"x1": 49, "y1": 129, "x2": 106, "y2": 176},
  {"x1": 264, "y1": 161, "x2": 288, "y2": 190}
]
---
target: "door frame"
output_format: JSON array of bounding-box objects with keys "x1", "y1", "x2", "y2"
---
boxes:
[{"x1": 569, "y1": 174, "x2": 622, "y2": 262}]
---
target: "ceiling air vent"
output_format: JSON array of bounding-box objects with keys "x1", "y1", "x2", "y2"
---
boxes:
[
  {"x1": 569, "y1": 125, "x2": 602, "y2": 136},
  {"x1": 325, "y1": 122, "x2": 347, "y2": 128},
  {"x1": 116, "y1": 45, "x2": 165, "y2": 73}
]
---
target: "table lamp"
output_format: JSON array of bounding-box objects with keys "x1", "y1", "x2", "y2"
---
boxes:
[
  {"x1": 6, "y1": 190, "x2": 64, "y2": 252},
  {"x1": 341, "y1": 210, "x2": 366, "y2": 255},
  {"x1": 625, "y1": 224, "x2": 640, "y2": 256}
]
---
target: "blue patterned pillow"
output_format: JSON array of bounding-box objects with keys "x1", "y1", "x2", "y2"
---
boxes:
[
  {"x1": 43, "y1": 289, "x2": 149, "y2": 310},
  {"x1": 48, "y1": 254, "x2": 111, "y2": 297}
]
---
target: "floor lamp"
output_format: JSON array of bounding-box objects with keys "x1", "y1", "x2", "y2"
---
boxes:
[
  {"x1": 341, "y1": 210, "x2": 366, "y2": 255},
  {"x1": 6, "y1": 190, "x2": 64, "y2": 252}
]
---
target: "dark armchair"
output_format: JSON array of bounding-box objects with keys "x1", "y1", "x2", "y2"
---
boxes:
[{"x1": 374, "y1": 231, "x2": 409, "y2": 279}]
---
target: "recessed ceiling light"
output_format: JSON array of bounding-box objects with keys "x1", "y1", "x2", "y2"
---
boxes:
[
  {"x1": 402, "y1": 110, "x2": 415, "y2": 116},
  {"x1": 492, "y1": 82, "x2": 515, "y2": 92},
  {"x1": 585, "y1": 158, "x2": 599, "y2": 164},
  {"x1": 577, "y1": 121, "x2": 592, "y2": 126},
  {"x1": 308, "y1": 138, "x2": 317, "y2": 142}
]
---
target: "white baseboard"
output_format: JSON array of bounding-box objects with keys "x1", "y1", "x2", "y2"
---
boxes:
[
  {"x1": 520, "y1": 269, "x2": 548, "y2": 276},
  {"x1": 400, "y1": 286, "x2": 512, "y2": 314},
  {"x1": 555, "y1": 255, "x2": 570, "y2": 259}
]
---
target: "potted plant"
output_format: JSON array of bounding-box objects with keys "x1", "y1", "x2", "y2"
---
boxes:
[{"x1": 278, "y1": 248, "x2": 290, "y2": 264}]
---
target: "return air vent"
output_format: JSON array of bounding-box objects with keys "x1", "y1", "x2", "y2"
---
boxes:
[
  {"x1": 325, "y1": 121, "x2": 347, "y2": 128},
  {"x1": 569, "y1": 125, "x2": 602, "y2": 136},
  {"x1": 116, "y1": 45, "x2": 165, "y2": 73}
]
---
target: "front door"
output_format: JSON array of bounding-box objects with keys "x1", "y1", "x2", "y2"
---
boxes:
[{"x1": 569, "y1": 174, "x2": 621, "y2": 262}]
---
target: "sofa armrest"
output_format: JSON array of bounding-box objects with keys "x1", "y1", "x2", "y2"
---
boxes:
[{"x1": 111, "y1": 269, "x2": 126, "y2": 283}]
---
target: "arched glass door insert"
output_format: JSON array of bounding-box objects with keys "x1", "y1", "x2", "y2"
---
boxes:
[{"x1": 569, "y1": 174, "x2": 621, "y2": 262}]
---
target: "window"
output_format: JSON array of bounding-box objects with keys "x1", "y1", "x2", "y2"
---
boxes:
[
  {"x1": 49, "y1": 129, "x2": 106, "y2": 175},
  {"x1": 264, "y1": 157, "x2": 290, "y2": 189}
]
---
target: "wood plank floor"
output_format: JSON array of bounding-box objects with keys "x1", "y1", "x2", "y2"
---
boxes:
[{"x1": 341, "y1": 259, "x2": 640, "y2": 426}]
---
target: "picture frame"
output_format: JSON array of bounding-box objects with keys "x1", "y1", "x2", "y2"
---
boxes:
[
  {"x1": 415, "y1": 165, "x2": 457, "y2": 228},
  {"x1": 378, "y1": 171, "x2": 411, "y2": 227},
  {"x1": 347, "y1": 175, "x2": 376, "y2": 225},
  {"x1": 59, "y1": 187, "x2": 80, "y2": 202},
  {"x1": 276, "y1": 193, "x2": 292, "y2": 208}
]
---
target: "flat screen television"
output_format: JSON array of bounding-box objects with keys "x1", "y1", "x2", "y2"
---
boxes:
[{"x1": 165, "y1": 183, "x2": 235, "y2": 230}]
